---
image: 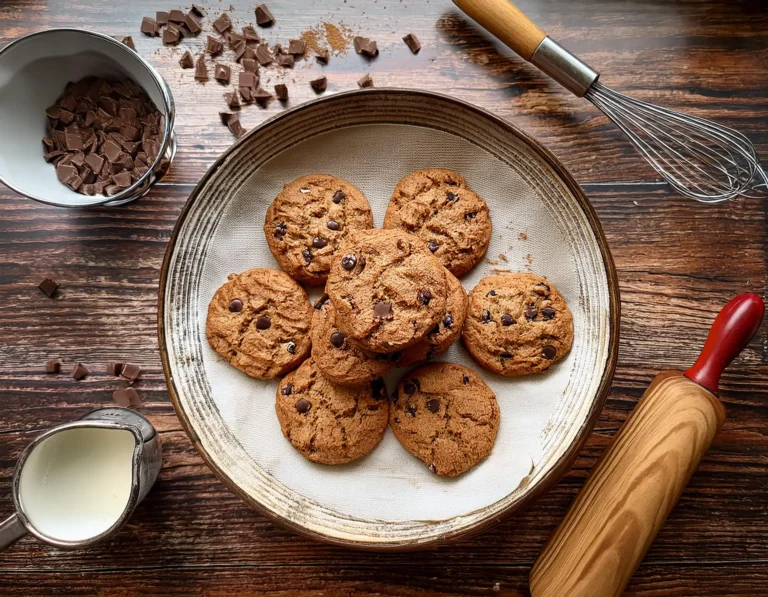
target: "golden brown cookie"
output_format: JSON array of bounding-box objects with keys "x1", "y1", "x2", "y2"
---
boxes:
[
  {"x1": 462, "y1": 273, "x2": 573, "y2": 376},
  {"x1": 264, "y1": 174, "x2": 374, "y2": 286},
  {"x1": 397, "y1": 269, "x2": 468, "y2": 367},
  {"x1": 310, "y1": 293, "x2": 395, "y2": 385},
  {"x1": 383, "y1": 168, "x2": 491, "y2": 276},
  {"x1": 275, "y1": 358, "x2": 390, "y2": 464},
  {"x1": 390, "y1": 363, "x2": 499, "y2": 477},
  {"x1": 206, "y1": 268, "x2": 312, "y2": 379},
  {"x1": 326, "y1": 229, "x2": 448, "y2": 353}
]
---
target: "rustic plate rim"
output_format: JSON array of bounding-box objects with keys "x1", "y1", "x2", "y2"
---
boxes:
[{"x1": 157, "y1": 87, "x2": 620, "y2": 551}]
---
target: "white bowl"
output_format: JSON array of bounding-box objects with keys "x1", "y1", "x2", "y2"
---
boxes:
[{"x1": 0, "y1": 29, "x2": 176, "y2": 207}]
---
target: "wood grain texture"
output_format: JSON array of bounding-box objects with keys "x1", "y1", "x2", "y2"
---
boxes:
[{"x1": 0, "y1": 0, "x2": 767, "y2": 595}]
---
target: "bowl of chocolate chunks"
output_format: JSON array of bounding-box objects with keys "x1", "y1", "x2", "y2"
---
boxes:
[{"x1": 0, "y1": 28, "x2": 176, "y2": 207}]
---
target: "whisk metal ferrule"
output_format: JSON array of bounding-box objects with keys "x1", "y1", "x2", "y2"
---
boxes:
[{"x1": 530, "y1": 37, "x2": 600, "y2": 97}]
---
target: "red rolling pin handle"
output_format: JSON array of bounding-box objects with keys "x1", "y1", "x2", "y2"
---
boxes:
[{"x1": 684, "y1": 293, "x2": 765, "y2": 396}]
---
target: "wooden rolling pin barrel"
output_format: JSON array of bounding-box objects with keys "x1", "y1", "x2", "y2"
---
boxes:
[{"x1": 528, "y1": 293, "x2": 764, "y2": 597}]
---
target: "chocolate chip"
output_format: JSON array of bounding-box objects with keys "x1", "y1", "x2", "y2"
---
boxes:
[
  {"x1": 407, "y1": 405, "x2": 417, "y2": 417},
  {"x1": 356, "y1": 256, "x2": 366, "y2": 273},
  {"x1": 426, "y1": 399, "x2": 440, "y2": 413},
  {"x1": 481, "y1": 309, "x2": 491, "y2": 323},
  {"x1": 394, "y1": 417, "x2": 400, "y2": 423},
  {"x1": 121, "y1": 363, "x2": 141, "y2": 382},
  {"x1": 427, "y1": 240, "x2": 439, "y2": 253},
  {"x1": 465, "y1": 212, "x2": 477, "y2": 221},
  {"x1": 501, "y1": 314, "x2": 514, "y2": 326},
  {"x1": 391, "y1": 390, "x2": 399, "y2": 403},
  {"x1": 525, "y1": 305, "x2": 538, "y2": 320},
  {"x1": 542, "y1": 307, "x2": 556, "y2": 320},
  {"x1": 256, "y1": 315, "x2": 271, "y2": 330},
  {"x1": 443, "y1": 313, "x2": 453, "y2": 328},
  {"x1": 302, "y1": 248, "x2": 312, "y2": 263},
  {"x1": 281, "y1": 384, "x2": 292, "y2": 396},
  {"x1": 295, "y1": 399, "x2": 311, "y2": 414},
  {"x1": 428, "y1": 463, "x2": 437, "y2": 473},
  {"x1": 255, "y1": 3, "x2": 275, "y2": 26},
  {"x1": 487, "y1": 290, "x2": 497, "y2": 297},
  {"x1": 71, "y1": 363, "x2": 89, "y2": 380},
  {"x1": 446, "y1": 191, "x2": 458, "y2": 201},
  {"x1": 274, "y1": 222, "x2": 287, "y2": 239},
  {"x1": 314, "y1": 294, "x2": 330, "y2": 310},
  {"x1": 38, "y1": 278, "x2": 58, "y2": 297},
  {"x1": 429, "y1": 324, "x2": 440, "y2": 335},
  {"x1": 542, "y1": 345, "x2": 557, "y2": 360},
  {"x1": 404, "y1": 382, "x2": 417, "y2": 396},
  {"x1": 327, "y1": 220, "x2": 340, "y2": 231},
  {"x1": 463, "y1": 374, "x2": 470, "y2": 384},
  {"x1": 46, "y1": 359, "x2": 61, "y2": 374},
  {"x1": 341, "y1": 254, "x2": 356, "y2": 270},
  {"x1": 229, "y1": 298, "x2": 243, "y2": 312},
  {"x1": 332, "y1": 189, "x2": 346, "y2": 203},
  {"x1": 312, "y1": 236, "x2": 328, "y2": 249},
  {"x1": 374, "y1": 302, "x2": 392, "y2": 318},
  {"x1": 501, "y1": 351, "x2": 513, "y2": 359},
  {"x1": 418, "y1": 289, "x2": 432, "y2": 305},
  {"x1": 330, "y1": 331, "x2": 345, "y2": 348}
]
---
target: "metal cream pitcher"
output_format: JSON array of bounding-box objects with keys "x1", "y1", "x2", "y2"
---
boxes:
[{"x1": 0, "y1": 408, "x2": 162, "y2": 551}]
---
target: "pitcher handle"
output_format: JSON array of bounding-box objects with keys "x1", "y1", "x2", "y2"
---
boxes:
[{"x1": 0, "y1": 514, "x2": 27, "y2": 551}]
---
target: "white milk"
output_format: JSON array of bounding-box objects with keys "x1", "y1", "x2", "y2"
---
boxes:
[{"x1": 18, "y1": 427, "x2": 136, "y2": 542}]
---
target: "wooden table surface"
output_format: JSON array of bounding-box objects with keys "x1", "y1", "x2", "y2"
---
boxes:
[{"x1": 1, "y1": 0, "x2": 767, "y2": 595}]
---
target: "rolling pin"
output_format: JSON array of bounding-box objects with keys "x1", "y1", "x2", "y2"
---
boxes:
[{"x1": 528, "y1": 293, "x2": 764, "y2": 597}]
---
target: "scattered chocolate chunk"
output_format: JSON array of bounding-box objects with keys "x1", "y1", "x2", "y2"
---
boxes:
[
  {"x1": 281, "y1": 384, "x2": 293, "y2": 395},
  {"x1": 374, "y1": 302, "x2": 392, "y2": 318},
  {"x1": 113, "y1": 387, "x2": 140, "y2": 408},
  {"x1": 206, "y1": 35, "x2": 223, "y2": 55},
  {"x1": 354, "y1": 37, "x2": 378, "y2": 57},
  {"x1": 418, "y1": 289, "x2": 432, "y2": 305},
  {"x1": 332, "y1": 189, "x2": 346, "y2": 203},
  {"x1": 253, "y1": 87, "x2": 272, "y2": 104},
  {"x1": 542, "y1": 307, "x2": 556, "y2": 320},
  {"x1": 228, "y1": 117, "x2": 245, "y2": 138},
  {"x1": 357, "y1": 73, "x2": 374, "y2": 88},
  {"x1": 169, "y1": 9, "x2": 185, "y2": 23},
  {"x1": 427, "y1": 240, "x2": 439, "y2": 253},
  {"x1": 277, "y1": 54, "x2": 294, "y2": 68},
  {"x1": 287, "y1": 39, "x2": 305, "y2": 56},
  {"x1": 463, "y1": 374, "x2": 470, "y2": 384},
  {"x1": 330, "y1": 331, "x2": 345, "y2": 348},
  {"x1": 242, "y1": 25, "x2": 260, "y2": 43},
  {"x1": 212, "y1": 13, "x2": 232, "y2": 34},
  {"x1": 141, "y1": 17, "x2": 159, "y2": 36},
  {"x1": 224, "y1": 91, "x2": 241, "y2": 109},
  {"x1": 163, "y1": 27, "x2": 180, "y2": 45},
  {"x1": 341, "y1": 254, "x2": 356, "y2": 270},
  {"x1": 38, "y1": 278, "x2": 58, "y2": 297},
  {"x1": 256, "y1": 315, "x2": 271, "y2": 330},
  {"x1": 195, "y1": 55, "x2": 209, "y2": 81},
  {"x1": 113, "y1": 171, "x2": 132, "y2": 188},
  {"x1": 228, "y1": 32, "x2": 245, "y2": 49},
  {"x1": 255, "y1": 4, "x2": 275, "y2": 26},
  {"x1": 525, "y1": 305, "x2": 538, "y2": 320},
  {"x1": 121, "y1": 36, "x2": 136, "y2": 51},
  {"x1": 46, "y1": 359, "x2": 61, "y2": 374},
  {"x1": 402, "y1": 33, "x2": 421, "y2": 53},
  {"x1": 107, "y1": 361, "x2": 124, "y2": 376},
  {"x1": 295, "y1": 398, "x2": 311, "y2": 414},
  {"x1": 179, "y1": 50, "x2": 194, "y2": 69},
  {"x1": 121, "y1": 363, "x2": 141, "y2": 382},
  {"x1": 443, "y1": 313, "x2": 453, "y2": 328},
  {"x1": 501, "y1": 314, "x2": 514, "y2": 326},
  {"x1": 404, "y1": 381, "x2": 417, "y2": 396},
  {"x1": 242, "y1": 58, "x2": 258, "y2": 73},
  {"x1": 274, "y1": 83, "x2": 288, "y2": 101},
  {"x1": 542, "y1": 345, "x2": 557, "y2": 360},
  {"x1": 310, "y1": 76, "x2": 327, "y2": 93},
  {"x1": 156, "y1": 11, "x2": 170, "y2": 25},
  {"x1": 214, "y1": 63, "x2": 231, "y2": 83},
  {"x1": 229, "y1": 298, "x2": 243, "y2": 312},
  {"x1": 239, "y1": 86, "x2": 254, "y2": 103},
  {"x1": 71, "y1": 363, "x2": 89, "y2": 380},
  {"x1": 353, "y1": 36, "x2": 368, "y2": 54},
  {"x1": 315, "y1": 48, "x2": 330, "y2": 64},
  {"x1": 185, "y1": 13, "x2": 202, "y2": 35},
  {"x1": 256, "y1": 43, "x2": 273, "y2": 65},
  {"x1": 426, "y1": 399, "x2": 440, "y2": 413},
  {"x1": 286, "y1": 341, "x2": 296, "y2": 354},
  {"x1": 238, "y1": 71, "x2": 257, "y2": 88},
  {"x1": 481, "y1": 309, "x2": 491, "y2": 323},
  {"x1": 326, "y1": 220, "x2": 339, "y2": 231}
]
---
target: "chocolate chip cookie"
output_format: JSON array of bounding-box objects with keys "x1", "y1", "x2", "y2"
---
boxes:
[
  {"x1": 383, "y1": 168, "x2": 491, "y2": 276},
  {"x1": 390, "y1": 363, "x2": 499, "y2": 477},
  {"x1": 206, "y1": 268, "x2": 312, "y2": 379},
  {"x1": 311, "y1": 293, "x2": 395, "y2": 385},
  {"x1": 462, "y1": 273, "x2": 573, "y2": 376},
  {"x1": 275, "y1": 358, "x2": 390, "y2": 464},
  {"x1": 326, "y1": 229, "x2": 448, "y2": 353},
  {"x1": 397, "y1": 269, "x2": 468, "y2": 367},
  {"x1": 264, "y1": 174, "x2": 374, "y2": 286}
]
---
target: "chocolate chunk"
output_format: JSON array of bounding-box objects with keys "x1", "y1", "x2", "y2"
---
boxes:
[
  {"x1": 212, "y1": 13, "x2": 232, "y2": 34},
  {"x1": 310, "y1": 76, "x2": 327, "y2": 93},
  {"x1": 242, "y1": 26, "x2": 260, "y2": 43},
  {"x1": 112, "y1": 171, "x2": 132, "y2": 188},
  {"x1": 359, "y1": 39, "x2": 378, "y2": 58},
  {"x1": 195, "y1": 55, "x2": 209, "y2": 81},
  {"x1": 286, "y1": 341, "x2": 296, "y2": 354},
  {"x1": 214, "y1": 64, "x2": 231, "y2": 83},
  {"x1": 315, "y1": 48, "x2": 330, "y2": 64},
  {"x1": 357, "y1": 74, "x2": 374, "y2": 88},
  {"x1": 175, "y1": 50, "x2": 192, "y2": 69},
  {"x1": 227, "y1": 32, "x2": 246, "y2": 50},
  {"x1": 525, "y1": 305, "x2": 538, "y2": 320},
  {"x1": 38, "y1": 277, "x2": 59, "y2": 297},
  {"x1": 302, "y1": 248, "x2": 312, "y2": 263},
  {"x1": 121, "y1": 363, "x2": 141, "y2": 382},
  {"x1": 295, "y1": 399, "x2": 311, "y2": 414},
  {"x1": 326, "y1": 220, "x2": 339, "y2": 231},
  {"x1": 274, "y1": 83, "x2": 288, "y2": 101},
  {"x1": 481, "y1": 309, "x2": 491, "y2": 323},
  {"x1": 255, "y1": 4, "x2": 275, "y2": 26},
  {"x1": 273, "y1": 221, "x2": 287, "y2": 239},
  {"x1": 191, "y1": 4, "x2": 206, "y2": 17},
  {"x1": 224, "y1": 91, "x2": 241, "y2": 109},
  {"x1": 256, "y1": 315, "x2": 271, "y2": 330},
  {"x1": 501, "y1": 351, "x2": 513, "y2": 359},
  {"x1": 113, "y1": 387, "x2": 140, "y2": 408},
  {"x1": 256, "y1": 43, "x2": 273, "y2": 65},
  {"x1": 242, "y1": 58, "x2": 258, "y2": 73},
  {"x1": 356, "y1": 256, "x2": 367, "y2": 273},
  {"x1": 163, "y1": 27, "x2": 180, "y2": 46},
  {"x1": 374, "y1": 302, "x2": 392, "y2": 318},
  {"x1": 463, "y1": 374, "x2": 470, "y2": 384},
  {"x1": 229, "y1": 298, "x2": 243, "y2": 312},
  {"x1": 206, "y1": 35, "x2": 223, "y2": 55},
  {"x1": 107, "y1": 361, "x2": 124, "y2": 376},
  {"x1": 312, "y1": 236, "x2": 327, "y2": 249},
  {"x1": 46, "y1": 359, "x2": 61, "y2": 373},
  {"x1": 501, "y1": 314, "x2": 514, "y2": 326},
  {"x1": 443, "y1": 313, "x2": 453, "y2": 328},
  {"x1": 71, "y1": 363, "x2": 89, "y2": 380},
  {"x1": 56, "y1": 162, "x2": 78, "y2": 184},
  {"x1": 228, "y1": 118, "x2": 245, "y2": 138},
  {"x1": 314, "y1": 294, "x2": 330, "y2": 310},
  {"x1": 332, "y1": 189, "x2": 346, "y2": 203},
  {"x1": 141, "y1": 17, "x2": 159, "y2": 36},
  {"x1": 169, "y1": 9, "x2": 185, "y2": 23},
  {"x1": 447, "y1": 191, "x2": 458, "y2": 202},
  {"x1": 542, "y1": 307, "x2": 556, "y2": 320},
  {"x1": 155, "y1": 11, "x2": 170, "y2": 24},
  {"x1": 281, "y1": 384, "x2": 293, "y2": 396},
  {"x1": 232, "y1": 42, "x2": 247, "y2": 62},
  {"x1": 287, "y1": 39, "x2": 305, "y2": 55},
  {"x1": 65, "y1": 128, "x2": 83, "y2": 151},
  {"x1": 487, "y1": 290, "x2": 497, "y2": 297},
  {"x1": 341, "y1": 254, "x2": 356, "y2": 270},
  {"x1": 121, "y1": 36, "x2": 136, "y2": 51},
  {"x1": 353, "y1": 36, "x2": 369, "y2": 54},
  {"x1": 404, "y1": 382, "x2": 417, "y2": 396},
  {"x1": 185, "y1": 13, "x2": 202, "y2": 35},
  {"x1": 238, "y1": 71, "x2": 256, "y2": 88},
  {"x1": 330, "y1": 331, "x2": 345, "y2": 348},
  {"x1": 253, "y1": 87, "x2": 272, "y2": 103},
  {"x1": 278, "y1": 54, "x2": 294, "y2": 68},
  {"x1": 418, "y1": 289, "x2": 432, "y2": 305},
  {"x1": 465, "y1": 211, "x2": 477, "y2": 221},
  {"x1": 427, "y1": 240, "x2": 439, "y2": 253},
  {"x1": 542, "y1": 345, "x2": 557, "y2": 360},
  {"x1": 239, "y1": 87, "x2": 254, "y2": 103},
  {"x1": 403, "y1": 33, "x2": 421, "y2": 53},
  {"x1": 426, "y1": 399, "x2": 440, "y2": 413}
]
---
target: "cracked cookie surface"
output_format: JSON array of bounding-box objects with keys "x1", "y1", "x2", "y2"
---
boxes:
[
  {"x1": 383, "y1": 168, "x2": 491, "y2": 276},
  {"x1": 390, "y1": 363, "x2": 499, "y2": 477},
  {"x1": 326, "y1": 229, "x2": 448, "y2": 353},
  {"x1": 462, "y1": 273, "x2": 573, "y2": 376},
  {"x1": 275, "y1": 358, "x2": 390, "y2": 464},
  {"x1": 264, "y1": 174, "x2": 374, "y2": 286},
  {"x1": 206, "y1": 268, "x2": 312, "y2": 379}
]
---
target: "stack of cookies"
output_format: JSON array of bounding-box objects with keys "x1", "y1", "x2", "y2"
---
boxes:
[{"x1": 206, "y1": 169, "x2": 574, "y2": 477}]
